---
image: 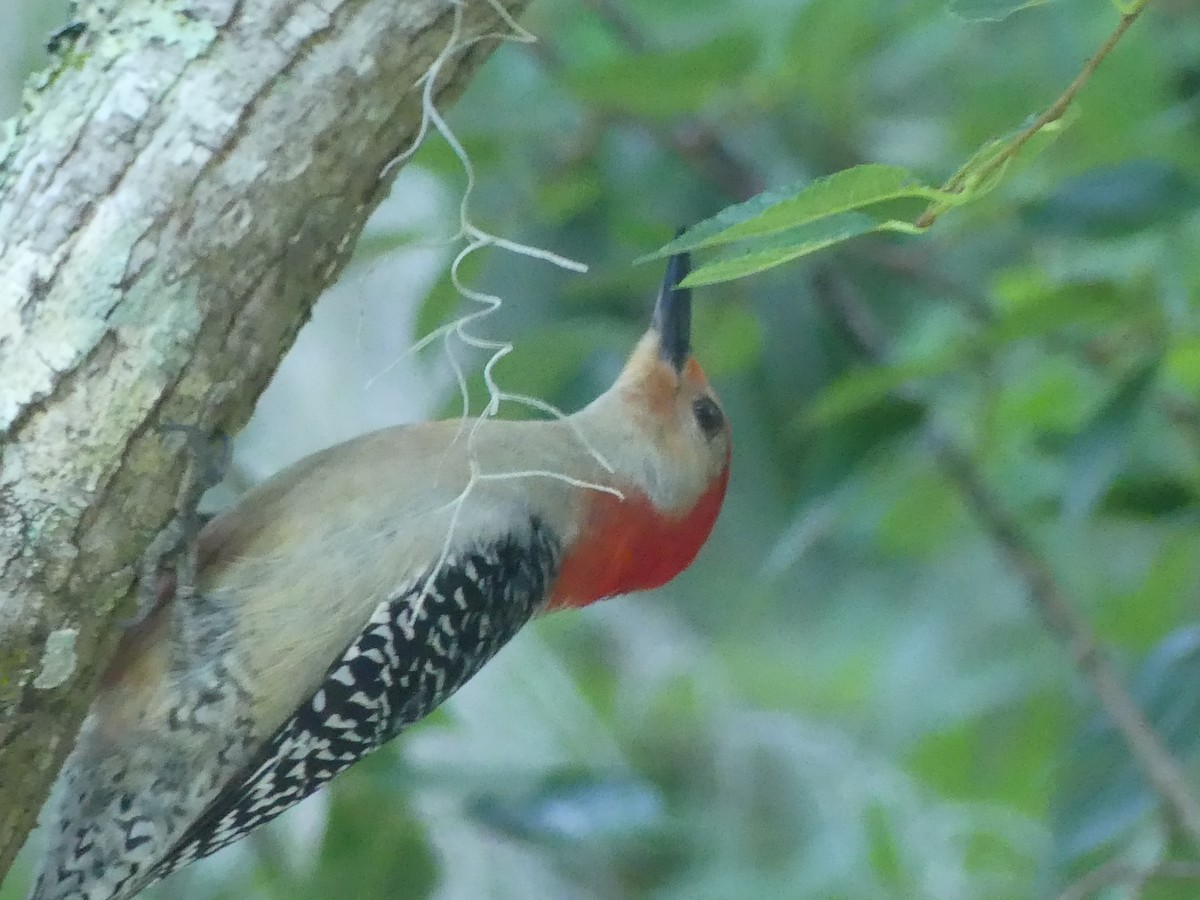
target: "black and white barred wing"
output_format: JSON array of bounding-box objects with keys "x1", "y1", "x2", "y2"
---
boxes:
[{"x1": 142, "y1": 521, "x2": 560, "y2": 889}]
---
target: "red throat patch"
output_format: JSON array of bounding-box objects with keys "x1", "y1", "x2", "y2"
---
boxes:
[{"x1": 547, "y1": 462, "x2": 730, "y2": 611}]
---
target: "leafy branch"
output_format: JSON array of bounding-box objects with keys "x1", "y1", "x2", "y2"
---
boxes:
[
  {"x1": 645, "y1": 0, "x2": 1154, "y2": 286},
  {"x1": 914, "y1": 0, "x2": 1153, "y2": 228}
]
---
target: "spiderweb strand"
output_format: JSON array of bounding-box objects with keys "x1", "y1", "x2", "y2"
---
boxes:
[{"x1": 371, "y1": 1, "x2": 626, "y2": 617}]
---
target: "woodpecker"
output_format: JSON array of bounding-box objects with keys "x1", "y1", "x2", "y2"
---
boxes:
[{"x1": 26, "y1": 250, "x2": 730, "y2": 900}]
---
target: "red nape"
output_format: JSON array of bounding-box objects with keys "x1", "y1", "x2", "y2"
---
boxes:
[{"x1": 547, "y1": 464, "x2": 730, "y2": 610}]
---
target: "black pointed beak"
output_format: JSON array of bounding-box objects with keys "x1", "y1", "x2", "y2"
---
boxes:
[{"x1": 652, "y1": 250, "x2": 692, "y2": 374}]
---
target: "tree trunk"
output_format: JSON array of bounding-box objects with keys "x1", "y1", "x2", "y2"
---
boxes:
[{"x1": 0, "y1": 0, "x2": 528, "y2": 878}]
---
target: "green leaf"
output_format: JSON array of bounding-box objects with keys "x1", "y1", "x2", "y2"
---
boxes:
[
  {"x1": 1095, "y1": 533, "x2": 1200, "y2": 649},
  {"x1": 536, "y1": 172, "x2": 603, "y2": 223},
  {"x1": 938, "y1": 112, "x2": 1068, "y2": 206},
  {"x1": 806, "y1": 345, "x2": 964, "y2": 425},
  {"x1": 1165, "y1": 336, "x2": 1200, "y2": 393},
  {"x1": 680, "y1": 212, "x2": 920, "y2": 287},
  {"x1": 693, "y1": 304, "x2": 763, "y2": 377},
  {"x1": 989, "y1": 273, "x2": 1129, "y2": 343},
  {"x1": 865, "y1": 803, "x2": 907, "y2": 888},
  {"x1": 1098, "y1": 475, "x2": 1199, "y2": 520},
  {"x1": 307, "y1": 754, "x2": 437, "y2": 900},
  {"x1": 1025, "y1": 160, "x2": 1199, "y2": 237},
  {"x1": 644, "y1": 165, "x2": 946, "y2": 260},
  {"x1": 911, "y1": 694, "x2": 1066, "y2": 813},
  {"x1": 877, "y1": 472, "x2": 963, "y2": 557},
  {"x1": 947, "y1": 0, "x2": 1057, "y2": 23},
  {"x1": 1061, "y1": 361, "x2": 1158, "y2": 522},
  {"x1": 563, "y1": 33, "x2": 758, "y2": 120}
]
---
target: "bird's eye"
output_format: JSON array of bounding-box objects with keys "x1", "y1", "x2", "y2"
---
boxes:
[{"x1": 692, "y1": 396, "x2": 724, "y2": 438}]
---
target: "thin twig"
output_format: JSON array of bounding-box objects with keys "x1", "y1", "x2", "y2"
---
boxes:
[
  {"x1": 813, "y1": 272, "x2": 1200, "y2": 851},
  {"x1": 914, "y1": 0, "x2": 1154, "y2": 228},
  {"x1": 1059, "y1": 857, "x2": 1200, "y2": 900},
  {"x1": 580, "y1": 0, "x2": 647, "y2": 51},
  {"x1": 666, "y1": 121, "x2": 763, "y2": 201},
  {"x1": 938, "y1": 433, "x2": 1200, "y2": 846},
  {"x1": 1058, "y1": 857, "x2": 1139, "y2": 900}
]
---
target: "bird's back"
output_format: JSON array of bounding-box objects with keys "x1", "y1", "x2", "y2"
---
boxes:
[{"x1": 28, "y1": 418, "x2": 592, "y2": 900}]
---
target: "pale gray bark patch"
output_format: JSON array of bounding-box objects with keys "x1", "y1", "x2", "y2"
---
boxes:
[
  {"x1": 0, "y1": 0, "x2": 529, "y2": 882},
  {"x1": 31, "y1": 628, "x2": 78, "y2": 690}
]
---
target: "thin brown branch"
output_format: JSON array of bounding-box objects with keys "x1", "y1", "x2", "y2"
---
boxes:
[
  {"x1": 936, "y1": 435, "x2": 1200, "y2": 845},
  {"x1": 1058, "y1": 858, "x2": 1139, "y2": 900},
  {"x1": 665, "y1": 121, "x2": 763, "y2": 201},
  {"x1": 1059, "y1": 857, "x2": 1200, "y2": 900},
  {"x1": 580, "y1": 0, "x2": 649, "y2": 52},
  {"x1": 812, "y1": 272, "x2": 1200, "y2": 852}
]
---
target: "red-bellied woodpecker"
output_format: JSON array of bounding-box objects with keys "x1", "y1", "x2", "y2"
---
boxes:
[{"x1": 25, "y1": 251, "x2": 730, "y2": 900}]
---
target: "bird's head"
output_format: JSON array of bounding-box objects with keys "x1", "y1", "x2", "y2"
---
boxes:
[
  {"x1": 614, "y1": 249, "x2": 732, "y2": 500},
  {"x1": 549, "y1": 250, "x2": 731, "y2": 609}
]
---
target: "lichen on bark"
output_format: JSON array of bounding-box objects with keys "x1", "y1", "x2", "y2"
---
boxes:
[{"x1": 0, "y1": 0, "x2": 529, "y2": 881}]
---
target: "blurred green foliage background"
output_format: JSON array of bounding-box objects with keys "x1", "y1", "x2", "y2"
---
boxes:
[{"x1": 5, "y1": 0, "x2": 1200, "y2": 897}]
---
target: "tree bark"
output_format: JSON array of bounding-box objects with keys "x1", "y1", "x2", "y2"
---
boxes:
[{"x1": 0, "y1": 0, "x2": 528, "y2": 878}]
